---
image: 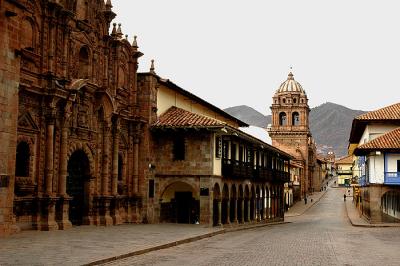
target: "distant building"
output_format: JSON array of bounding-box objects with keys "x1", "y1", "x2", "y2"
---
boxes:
[
  {"x1": 349, "y1": 103, "x2": 400, "y2": 223},
  {"x1": 268, "y1": 72, "x2": 318, "y2": 198},
  {"x1": 335, "y1": 155, "x2": 353, "y2": 186}
]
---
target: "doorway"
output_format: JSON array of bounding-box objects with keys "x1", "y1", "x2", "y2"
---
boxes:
[{"x1": 67, "y1": 150, "x2": 90, "y2": 225}]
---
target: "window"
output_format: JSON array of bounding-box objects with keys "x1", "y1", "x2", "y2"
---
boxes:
[
  {"x1": 292, "y1": 112, "x2": 300, "y2": 126},
  {"x1": 279, "y1": 112, "x2": 287, "y2": 126},
  {"x1": 231, "y1": 143, "x2": 236, "y2": 160},
  {"x1": 293, "y1": 98, "x2": 297, "y2": 104},
  {"x1": 148, "y1": 179, "x2": 154, "y2": 198},
  {"x1": 397, "y1": 160, "x2": 400, "y2": 173},
  {"x1": 282, "y1": 98, "x2": 286, "y2": 104},
  {"x1": 173, "y1": 136, "x2": 185, "y2": 161},
  {"x1": 239, "y1": 146, "x2": 244, "y2": 162},
  {"x1": 222, "y1": 141, "x2": 229, "y2": 159},
  {"x1": 79, "y1": 46, "x2": 90, "y2": 79},
  {"x1": 16, "y1": 142, "x2": 30, "y2": 177},
  {"x1": 215, "y1": 136, "x2": 222, "y2": 158}
]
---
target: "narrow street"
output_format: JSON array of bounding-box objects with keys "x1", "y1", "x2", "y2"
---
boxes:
[{"x1": 107, "y1": 188, "x2": 400, "y2": 266}]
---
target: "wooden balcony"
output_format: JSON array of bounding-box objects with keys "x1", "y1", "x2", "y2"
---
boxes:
[
  {"x1": 222, "y1": 159, "x2": 290, "y2": 182},
  {"x1": 384, "y1": 172, "x2": 400, "y2": 185},
  {"x1": 222, "y1": 159, "x2": 253, "y2": 179}
]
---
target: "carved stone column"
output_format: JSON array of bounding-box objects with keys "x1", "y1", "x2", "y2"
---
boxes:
[
  {"x1": 41, "y1": 109, "x2": 58, "y2": 231},
  {"x1": 111, "y1": 119, "x2": 121, "y2": 225},
  {"x1": 56, "y1": 107, "x2": 72, "y2": 230},
  {"x1": 112, "y1": 121, "x2": 119, "y2": 196},
  {"x1": 45, "y1": 112, "x2": 55, "y2": 196},
  {"x1": 100, "y1": 122, "x2": 112, "y2": 226},
  {"x1": 133, "y1": 131, "x2": 140, "y2": 194}
]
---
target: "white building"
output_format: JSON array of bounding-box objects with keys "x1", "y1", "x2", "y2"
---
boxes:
[{"x1": 349, "y1": 103, "x2": 400, "y2": 223}]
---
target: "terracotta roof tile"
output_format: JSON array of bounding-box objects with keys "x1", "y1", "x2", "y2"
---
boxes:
[
  {"x1": 355, "y1": 102, "x2": 400, "y2": 121},
  {"x1": 356, "y1": 127, "x2": 400, "y2": 151},
  {"x1": 153, "y1": 106, "x2": 225, "y2": 128},
  {"x1": 336, "y1": 155, "x2": 353, "y2": 164}
]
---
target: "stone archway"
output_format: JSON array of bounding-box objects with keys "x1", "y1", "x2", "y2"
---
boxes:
[
  {"x1": 160, "y1": 181, "x2": 199, "y2": 224},
  {"x1": 67, "y1": 149, "x2": 91, "y2": 225},
  {"x1": 230, "y1": 184, "x2": 237, "y2": 223},
  {"x1": 221, "y1": 184, "x2": 230, "y2": 224}
]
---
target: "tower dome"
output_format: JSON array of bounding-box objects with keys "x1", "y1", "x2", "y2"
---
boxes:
[{"x1": 276, "y1": 72, "x2": 306, "y2": 94}]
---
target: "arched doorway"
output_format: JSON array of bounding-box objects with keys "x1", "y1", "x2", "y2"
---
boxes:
[
  {"x1": 230, "y1": 184, "x2": 237, "y2": 223},
  {"x1": 67, "y1": 150, "x2": 90, "y2": 225},
  {"x1": 222, "y1": 184, "x2": 229, "y2": 224},
  {"x1": 160, "y1": 181, "x2": 199, "y2": 224}
]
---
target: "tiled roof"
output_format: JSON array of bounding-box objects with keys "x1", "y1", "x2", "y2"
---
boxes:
[
  {"x1": 355, "y1": 127, "x2": 400, "y2": 151},
  {"x1": 153, "y1": 106, "x2": 225, "y2": 128},
  {"x1": 336, "y1": 155, "x2": 353, "y2": 165},
  {"x1": 355, "y1": 102, "x2": 400, "y2": 121}
]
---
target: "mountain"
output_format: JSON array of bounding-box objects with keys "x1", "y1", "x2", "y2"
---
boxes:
[
  {"x1": 224, "y1": 105, "x2": 271, "y2": 128},
  {"x1": 224, "y1": 102, "x2": 366, "y2": 157}
]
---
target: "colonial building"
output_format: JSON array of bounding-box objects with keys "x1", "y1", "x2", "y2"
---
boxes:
[
  {"x1": 268, "y1": 72, "x2": 318, "y2": 198},
  {"x1": 139, "y1": 73, "x2": 292, "y2": 226},
  {"x1": 335, "y1": 155, "x2": 353, "y2": 187},
  {"x1": 349, "y1": 103, "x2": 400, "y2": 223}
]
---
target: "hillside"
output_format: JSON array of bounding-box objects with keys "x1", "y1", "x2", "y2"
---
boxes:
[{"x1": 224, "y1": 102, "x2": 366, "y2": 157}]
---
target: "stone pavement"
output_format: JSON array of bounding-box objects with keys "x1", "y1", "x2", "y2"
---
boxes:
[
  {"x1": 285, "y1": 190, "x2": 327, "y2": 217},
  {"x1": 105, "y1": 188, "x2": 400, "y2": 266},
  {"x1": 0, "y1": 224, "x2": 224, "y2": 266}
]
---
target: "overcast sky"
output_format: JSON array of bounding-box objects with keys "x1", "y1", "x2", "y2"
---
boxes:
[{"x1": 111, "y1": 0, "x2": 400, "y2": 115}]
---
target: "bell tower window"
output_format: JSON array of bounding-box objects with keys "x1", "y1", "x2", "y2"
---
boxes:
[
  {"x1": 292, "y1": 112, "x2": 300, "y2": 126},
  {"x1": 279, "y1": 112, "x2": 287, "y2": 126}
]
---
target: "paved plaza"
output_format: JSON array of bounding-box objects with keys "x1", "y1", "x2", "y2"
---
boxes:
[
  {"x1": 1, "y1": 187, "x2": 400, "y2": 266},
  {"x1": 106, "y1": 188, "x2": 400, "y2": 266}
]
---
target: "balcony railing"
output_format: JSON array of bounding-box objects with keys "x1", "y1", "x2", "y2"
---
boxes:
[
  {"x1": 222, "y1": 159, "x2": 290, "y2": 182},
  {"x1": 222, "y1": 159, "x2": 252, "y2": 179},
  {"x1": 359, "y1": 175, "x2": 367, "y2": 186},
  {"x1": 337, "y1": 170, "x2": 353, "y2": 175},
  {"x1": 384, "y1": 172, "x2": 400, "y2": 185}
]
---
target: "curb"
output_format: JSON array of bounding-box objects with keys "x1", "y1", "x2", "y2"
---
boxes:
[
  {"x1": 84, "y1": 221, "x2": 287, "y2": 265},
  {"x1": 344, "y1": 201, "x2": 400, "y2": 228}
]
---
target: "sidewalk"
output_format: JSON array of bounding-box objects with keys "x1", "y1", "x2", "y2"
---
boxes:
[
  {"x1": 345, "y1": 199, "x2": 400, "y2": 227},
  {"x1": 0, "y1": 221, "x2": 287, "y2": 266},
  {"x1": 285, "y1": 190, "x2": 328, "y2": 217},
  {"x1": 0, "y1": 224, "x2": 223, "y2": 266}
]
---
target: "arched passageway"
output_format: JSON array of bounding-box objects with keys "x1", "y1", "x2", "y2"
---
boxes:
[
  {"x1": 67, "y1": 150, "x2": 90, "y2": 225},
  {"x1": 230, "y1": 185, "x2": 237, "y2": 223},
  {"x1": 160, "y1": 181, "x2": 199, "y2": 224},
  {"x1": 222, "y1": 184, "x2": 230, "y2": 224}
]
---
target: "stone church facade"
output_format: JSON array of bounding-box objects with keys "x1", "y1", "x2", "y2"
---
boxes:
[
  {"x1": 0, "y1": 0, "x2": 156, "y2": 235},
  {"x1": 268, "y1": 72, "x2": 318, "y2": 199}
]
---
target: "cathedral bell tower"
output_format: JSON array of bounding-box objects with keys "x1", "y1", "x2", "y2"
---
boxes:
[{"x1": 268, "y1": 72, "x2": 312, "y2": 196}]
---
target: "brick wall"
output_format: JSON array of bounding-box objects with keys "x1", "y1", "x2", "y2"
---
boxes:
[{"x1": 0, "y1": 0, "x2": 22, "y2": 236}]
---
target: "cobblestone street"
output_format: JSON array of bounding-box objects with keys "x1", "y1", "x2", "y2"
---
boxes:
[{"x1": 106, "y1": 188, "x2": 400, "y2": 266}]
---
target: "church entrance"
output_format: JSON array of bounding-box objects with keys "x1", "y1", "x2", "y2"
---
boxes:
[{"x1": 67, "y1": 150, "x2": 90, "y2": 225}]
